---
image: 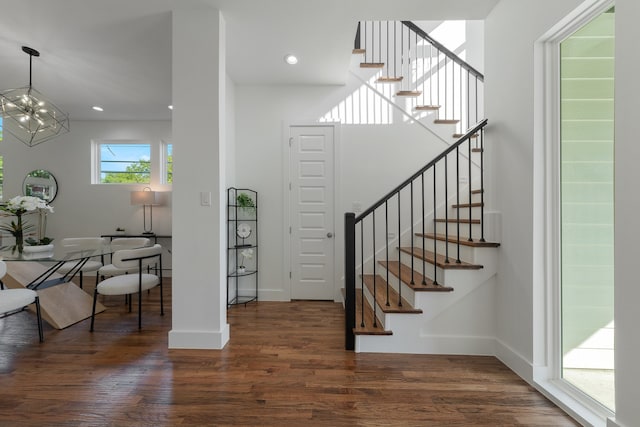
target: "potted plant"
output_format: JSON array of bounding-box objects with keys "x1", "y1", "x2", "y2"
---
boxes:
[
  {"x1": 236, "y1": 192, "x2": 255, "y2": 219},
  {"x1": 236, "y1": 193, "x2": 255, "y2": 210},
  {"x1": 24, "y1": 237, "x2": 55, "y2": 253}
]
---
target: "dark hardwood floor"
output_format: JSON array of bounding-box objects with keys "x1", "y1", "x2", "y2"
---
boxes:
[{"x1": 0, "y1": 279, "x2": 578, "y2": 426}]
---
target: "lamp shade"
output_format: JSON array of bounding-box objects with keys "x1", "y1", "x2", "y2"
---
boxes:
[{"x1": 130, "y1": 190, "x2": 158, "y2": 206}]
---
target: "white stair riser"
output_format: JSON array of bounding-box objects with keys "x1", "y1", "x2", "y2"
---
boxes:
[
  {"x1": 434, "y1": 221, "x2": 484, "y2": 240},
  {"x1": 413, "y1": 237, "x2": 476, "y2": 261}
]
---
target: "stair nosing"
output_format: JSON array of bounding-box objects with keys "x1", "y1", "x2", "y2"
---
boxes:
[{"x1": 414, "y1": 233, "x2": 500, "y2": 248}]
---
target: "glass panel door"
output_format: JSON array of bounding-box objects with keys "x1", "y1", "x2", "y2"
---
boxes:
[{"x1": 560, "y1": 6, "x2": 615, "y2": 410}]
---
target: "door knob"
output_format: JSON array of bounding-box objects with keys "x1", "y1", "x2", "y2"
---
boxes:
[{"x1": 326, "y1": 232, "x2": 333, "y2": 238}]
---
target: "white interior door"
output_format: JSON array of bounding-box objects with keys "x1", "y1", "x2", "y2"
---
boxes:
[{"x1": 289, "y1": 125, "x2": 335, "y2": 300}]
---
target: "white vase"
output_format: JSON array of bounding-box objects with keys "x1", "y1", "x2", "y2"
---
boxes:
[{"x1": 23, "y1": 244, "x2": 54, "y2": 253}]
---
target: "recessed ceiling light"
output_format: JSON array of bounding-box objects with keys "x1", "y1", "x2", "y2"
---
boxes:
[
  {"x1": 284, "y1": 54, "x2": 298, "y2": 65},
  {"x1": 168, "y1": 105, "x2": 173, "y2": 110},
  {"x1": 92, "y1": 106, "x2": 104, "y2": 112}
]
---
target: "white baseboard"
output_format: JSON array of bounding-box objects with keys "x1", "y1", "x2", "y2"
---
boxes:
[
  {"x1": 356, "y1": 334, "x2": 496, "y2": 355},
  {"x1": 168, "y1": 324, "x2": 230, "y2": 349},
  {"x1": 257, "y1": 288, "x2": 290, "y2": 301},
  {"x1": 494, "y1": 338, "x2": 534, "y2": 384}
]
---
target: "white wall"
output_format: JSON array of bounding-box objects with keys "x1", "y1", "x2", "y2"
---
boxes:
[
  {"x1": 235, "y1": 78, "x2": 452, "y2": 301},
  {"x1": 0, "y1": 120, "x2": 172, "y2": 239},
  {"x1": 485, "y1": 0, "x2": 583, "y2": 373}
]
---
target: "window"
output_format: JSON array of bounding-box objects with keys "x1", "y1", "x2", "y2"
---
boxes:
[
  {"x1": 165, "y1": 143, "x2": 173, "y2": 184},
  {"x1": 95, "y1": 142, "x2": 151, "y2": 184},
  {"x1": 560, "y1": 5, "x2": 615, "y2": 411}
]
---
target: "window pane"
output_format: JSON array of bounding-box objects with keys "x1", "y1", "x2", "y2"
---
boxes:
[
  {"x1": 100, "y1": 144, "x2": 151, "y2": 184},
  {"x1": 166, "y1": 143, "x2": 173, "y2": 184},
  {"x1": 560, "y1": 7, "x2": 615, "y2": 410}
]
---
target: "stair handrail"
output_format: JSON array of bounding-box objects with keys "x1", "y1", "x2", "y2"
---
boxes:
[
  {"x1": 344, "y1": 118, "x2": 488, "y2": 350},
  {"x1": 400, "y1": 21, "x2": 484, "y2": 82},
  {"x1": 355, "y1": 119, "x2": 488, "y2": 223}
]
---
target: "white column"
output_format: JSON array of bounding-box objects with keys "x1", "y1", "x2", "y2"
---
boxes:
[{"x1": 169, "y1": 5, "x2": 228, "y2": 349}]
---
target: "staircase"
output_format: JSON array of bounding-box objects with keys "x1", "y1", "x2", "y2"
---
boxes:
[{"x1": 344, "y1": 21, "x2": 499, "y2": 354}]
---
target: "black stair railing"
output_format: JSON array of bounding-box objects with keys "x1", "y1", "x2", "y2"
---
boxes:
[
  {"x1": 354, "y1": 21, "x2": 484, "y2": 135},
  {"x1": 344, "y1": 119, "x2": 488, "y2": 350}
]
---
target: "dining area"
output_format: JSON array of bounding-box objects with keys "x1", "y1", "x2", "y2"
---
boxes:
[{"x1": 0, "y1": 170, "x2": 171, "y2": 342}]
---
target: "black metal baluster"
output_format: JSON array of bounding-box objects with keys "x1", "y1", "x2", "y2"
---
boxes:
[
  {"x1": 437, "y1": 50, "x2": 441, "y2": 119},
  {"x1": 429, "y1": 44, "x2": 433, "y2": 107},
  {"x1": 421, "y1": 172, "x2": 426, "y2": 285},
  {"x1": 360, "y1": 220, "x2": 365, "y2": 327},
  {"x1": 480, "y1": 128, "x2": 486, "y2": 242},
  {"x1": 432, "y1": 164, "x2": 438, "y2": 286},
  {"x1": 394, "y1": 21, "x2": 397, "y2": 78},
  {"x1": 354, "y1": 22, "x2": 361, "y2": 51},
  {"x1": 385, "y1": 200, "x2": 390, "y2": 306},
  {"x1": 372, "y1": 211, "x2": 377, "y2": 327},
  {"x1": 456, "y1": 146, "x2": 461, "y2": 263},
  {"x1": 397, "y1": 191, "x2": 402, "y2": 306},
  {"x1": 378, "y1": 21, "x2": 381, "y2": 65},
  {"x1": 364, "y1": 21, "x2": 367, "y2": 63},
  {"x1": 410, "y1": 181, "x2": 415, "y2": 284},
  {"x1": 468, "y1": 140, "x2": 473, "y2": 242},
  {"x1": 452, "y1": 61, "x2": 455, "y2": 125},
  {"x1": 444, "y1": 57, "x2": 447, "y2": 119},
  {"x1": 444, "y1": 154, "x2": 449, "y2": 263},
  {"x1": 386, "y1": 21, "x2": 389, "y2": 79}
]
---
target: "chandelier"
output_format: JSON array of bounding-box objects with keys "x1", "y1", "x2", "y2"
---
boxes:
[{"x1": 0, "y1": 46, "x2": 70, "y2": 147}]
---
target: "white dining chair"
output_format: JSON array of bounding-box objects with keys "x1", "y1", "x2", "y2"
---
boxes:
[
  {"x1": 96, "y1": 237, "x2": 151, "y2": 282},
  {"x1": 56, "y1": 237, "x2": 107, "y2": 289},
  {"x1": 90, "y1": 244, "x2": 163, "y2": 331},
  {"x1": 0, "y1": 260, "x2": 44, "y2": 342}
]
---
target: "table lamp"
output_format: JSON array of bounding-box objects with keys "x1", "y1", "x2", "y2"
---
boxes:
[{"x1": 130, "y1": 187, "x2": 158, "y2": 235}]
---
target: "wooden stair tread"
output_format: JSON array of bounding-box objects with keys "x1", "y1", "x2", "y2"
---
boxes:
[
  {"x1": 471, "y1": 189, "x2": 484, "y2": 194},
  {"x1": 379, "y1": 261, "x2": 453, "y2": 292},
  {"x1": 415, "y1": 233, "x2": 501, "y2": 248},
  {"x1": 376, "y1": 76, "x2": 403, "y2": 82},
  {"x1": 434, "y1": 119, "x2": 460, "y2": 124},
  {"x1": 396, "y1": 90, "x2": 421, "y2": 97},
  {"x1": 352, "y1": 48, "x2": 366, "y2": 54},
  {"x1": 472, "y1": 148, "x2": 484, "y2": 153},
  {"x1": 453, "y1": 133, "x2": 478, "y2": 138},
  {"x1": 452, "y1": 202, "x2": 484, "y2": 208},
  {"x1": 415, "y1": 105, "x2": 441, "y2": 111},
  {"x1": 398, "y1": 247, "x2": 483, "y2": 270},
  {"x1": 361, "y1": 62, "x2": 385, "y2": 68},
  {"x1": 362, "y1": 274, "x2": 422, "y2": 313},
  {"x1": 354, "y1": 291, "x2": 392, "y2": 335},
  {"x1": 434, "y1": 218, "x2": 481, "y2": 224}
]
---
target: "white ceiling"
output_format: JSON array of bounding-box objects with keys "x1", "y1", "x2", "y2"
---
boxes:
[{"x1": 0, "y1": 0, "x2": 498, "y2": 121}]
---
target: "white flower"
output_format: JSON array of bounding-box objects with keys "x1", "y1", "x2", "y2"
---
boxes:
[
  {"x1": 240, "y1": 248, "x2": 254, "y2": 259},
  {"x1": 4, "y1": 196, "x2": 54, "y2": 214}
]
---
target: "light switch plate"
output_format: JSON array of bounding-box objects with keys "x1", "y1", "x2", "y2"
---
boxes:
[{"x1": 200, "y1": 191, "x2": 211, "y2": 206}]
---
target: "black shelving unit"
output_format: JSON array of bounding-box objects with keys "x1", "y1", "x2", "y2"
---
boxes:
[{"x1": 227, "y1": 187, "x2": 258, "y2": 307}]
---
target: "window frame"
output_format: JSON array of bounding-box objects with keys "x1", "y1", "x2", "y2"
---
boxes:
[{"x1": 92, "y1": 140, "x2": 152, "y2": 185}]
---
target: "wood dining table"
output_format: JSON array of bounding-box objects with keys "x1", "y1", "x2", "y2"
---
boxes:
[{"x1": 0, "y1": 243, "x2": 118, "y2": 329}]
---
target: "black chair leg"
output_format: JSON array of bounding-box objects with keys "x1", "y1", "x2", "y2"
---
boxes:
[
  {"x1": 138, "y1": 291, "x2": 142, "y2": 329},
  {"x1": 90, "y1": 288, "x2": 98, "y2": 332},
  {"x1": 79, "y1": 271, "x2": 84, "y2": 289},
  {"x1": 34, "y1": 296, "x2": 44, "y2": 342}
]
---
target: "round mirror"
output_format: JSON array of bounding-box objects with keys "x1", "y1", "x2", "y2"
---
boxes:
[{"x1": 23, "y1": 169, "x2": 58, "y2": 203}]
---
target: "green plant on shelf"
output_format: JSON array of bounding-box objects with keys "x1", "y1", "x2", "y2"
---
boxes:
[{"x1": 236, "y1": 193, "x2": 255, "y2": 211}]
